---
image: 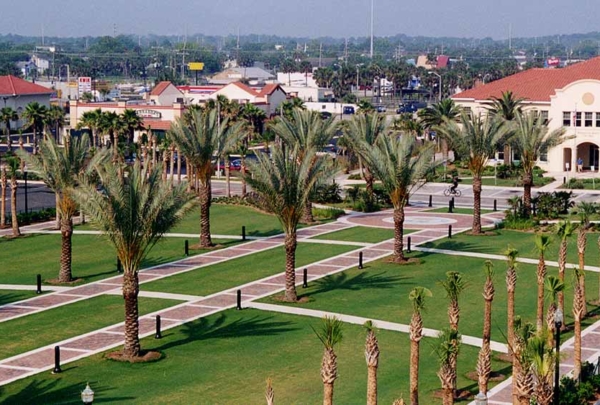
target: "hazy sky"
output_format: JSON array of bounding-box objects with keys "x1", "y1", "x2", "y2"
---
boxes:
[{"x1": 2, "y1": 0, "x2": 597, "y2": 40}]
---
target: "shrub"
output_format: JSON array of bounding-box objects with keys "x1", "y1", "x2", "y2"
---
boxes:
[
  {"x1": 533, "y1": 191, "x2": 574, "y2": 219},
  {"x1": 10, "y1": 207, "x2": 56, "y2": 225},
  {"x1": 566, "y1": 178, "x2": 585, "y2": 189},
  {"x1": 345, "y1": 185, "x2": 360, "y2": 203},
  {"x1": 347, "y1": 173, "x2": 362, "y2": 180},
  {"x1": 353, "y1": 191, "x2": 380, "y2": 213},
  {"x1": 313, "y1": 183, "x2": 343, "y2": 204},
  {"x1": 312, "y1": 207, "x2": 345, "y2": 220}
]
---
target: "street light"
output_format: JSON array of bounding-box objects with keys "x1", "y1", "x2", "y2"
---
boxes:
[
  {"x1": 553, "y1": 307, "x2": 563, "y2": 405},
  {"x1": 428, "y1": 71, "x2": 442, "y2": 102},
  {"x1": 474, "y1": 391, "x2": 488, "y2": 405},
  {"x1": 81, "y1": 382, "x2": 94, "y2": 404}
]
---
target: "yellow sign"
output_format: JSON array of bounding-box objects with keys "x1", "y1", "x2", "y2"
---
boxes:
[{"x1": 188, "y1": 62, "x2": 204, "y2": 71}]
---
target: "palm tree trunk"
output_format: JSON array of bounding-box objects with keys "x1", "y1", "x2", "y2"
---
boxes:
[
  {"x1": 367, "y1": 365, "x2": 377, "y2": 405},
  {"x1": 1, "y1": 168, "x2": 6, "y2": 229},
  {"x1": 162, "y1": 150, "x2": 168, "y2": 182},
  {"x1": 558, "y1": 241, "x2": 567, "y2": 322},
  {"x1": 323, "y1": 383, "x2": 334, "y2": 405},
  {"x1": 225, "y1": 157, "x2": 231, "y2": 198},
  {"x1": 536, "y1": 253, "x2": 546, "y2": 332},
  {"x1": 10, "y1": 175, "x2": 20, "y2": 237},
  {"x1": 574, "y1": 317, "x2": 582, "y2": 380},
  {"x1": 284, "y1": 231, "x2": 298, "y2": 302},
  {"x1": 472, "y1": 175, "x2": 482, "y2": 234},
  {"x1": 522, "y1": 171, "x2": 532, "y2": 217},
  {"x1": 199, "y1": 173, "x2": 213, "y2": 248},
  {"x1": 122, "y1": 270, "x2": 141, "y2": 358},
  {"x1": 58, "y1": 215, "x2": 73, "y2": 283},
  {"x1": 241, "y1": 157, "x2": 247, "y2": 197},
  {"x1": 409, "y1": 338, "x2": 420, "y2": 405},
  {"x1": 393, "y1": 205, "x2": 406, "y2": 262},
  {"x1": 177, "y1": 148, "x2": 182, "y2": 183},
  {"x1": 506, "y1": 268, "x2": 516, "y2": 358},
  {"x1": 55, "y1": 192, "x2": 60, "y2": 229},
  {"x1": 477, "y1": 300, "x2": 492, "y2": 394},
  {"x1": 365, "y1": 167, "x2": 375, "y2": 197},
  {"x1": 577, "y1": 230, "x2": 587, "y2": 318},
  {"x1": 169, "y1": 146, "x2": 175, "y2": 184}
]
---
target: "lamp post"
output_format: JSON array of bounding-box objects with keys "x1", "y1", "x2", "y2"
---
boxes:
[
  {"x1": 428, "y1": 71, "x2": 442, "y2": 102},
  {"x1": 81, "y1": 382, "x2": 94, "y2": 404},
  {"x1": 553, "y1": 307, "x2": 563, "y2": 405},
  {"x1": 474, "y1": 391, "x2": 488, "y2": 405}
]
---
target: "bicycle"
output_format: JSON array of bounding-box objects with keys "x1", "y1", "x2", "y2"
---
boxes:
[{"x1": 443, "y1": 186, "x2": 462, "y2": 197}]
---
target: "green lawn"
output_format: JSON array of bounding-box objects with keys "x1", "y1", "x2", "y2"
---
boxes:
[
  {"x1": 0, "y1": 309, "x2": 507, "y2": 404},
  {"x1": 460, "y1": 177, "x2": 555, "y2": 187},
  {"x1": 425, "y1": 207, "x2": 495, "y2": 215},
  {"x1": 0, "y1": 296, "x2": 178, "y2": 360},
  {"x1": 0, "y1": 290, "x2": 39, "y2": 306},
  {"x1": 310, "y1": 226, "x2": 398, "y2": 244},
  {"x1": 143, "y1": 243, "x2": 358, "y2": 296},
  {"x1": 260, "y1": 251, "x2": 600, "y2": 343},
  {"x1": 0, "y1": 234, "x2": 236, "y2": 286}
]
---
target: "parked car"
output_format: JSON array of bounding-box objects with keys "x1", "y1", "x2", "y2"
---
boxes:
[
  {"x1": 375, "y1": 105, "x2": 387, "y2": 113},
  {"x1": 320, "y1": 111, "x2": 333, "y2": 120},
  {"x1": 342, "y1": 106, "x2": 355, "y2": 115},
  {"x1": 213, "y1": 159, "x2": 242, "y2": 172},
  {"x1": 396, "y1": 100, "x2": 427, "y2": 114}
]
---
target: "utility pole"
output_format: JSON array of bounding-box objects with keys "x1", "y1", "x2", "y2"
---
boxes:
[
  {"x1": 319, "y1": 43, "x2": 322, "y2": 67},
  {"x1": 508, "y1": 23, "x2": 512, "y2": 50},
  {"x1": 113, "y1": 24, "x2": 117, "y2": 38},
  {"x1": 370, "y1": 0, "x2": 374, "y2": 58},
  {"x1": 236, "y1": 28, "x2": 241, "y2": 66}
]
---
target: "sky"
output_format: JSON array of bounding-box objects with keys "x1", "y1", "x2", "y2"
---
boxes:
[{"x1": 2, "y1": 0, "x2": 598, "y2": 40}]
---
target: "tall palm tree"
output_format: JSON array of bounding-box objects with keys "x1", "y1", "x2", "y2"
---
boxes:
[
  {"x1": 240, "y1": 102, "x2": 266, "y2": 139},
  {"x1": 435, "y1": 328, "x2": 461, "y2": 405},
  {"x1": 440, "y1": 271, "x2": 466, "y2": 396},
  {"x1": 269, "y1": 109, "x2": 337, "y2": 223},
  {"x1": 0, "y1": 106, "x2": 18, "y2": 150},
  {"x1": 555, "y1": 220, "x2": 575, "y2": 319},
  {"x1": 246, "y1": 144, "x2": 327, "y2": 301},
  {"x1": 120, "y1": 109, "x2": 143, "y2": 148},
  {"x1": 544, "y1": 276, "x2": 564, "y2": 347},
  {"x1": 22, "y1": 102, "x2": 47, "y2": 154},
  {"x1": 418, "y1": 99, "x2": 461, "y2": 160},
  {"x1": 78, "y1": 108, "x2": 103, "y2": 148},
  {"x1": 358, "y1": 135, "x2": 436, "y2": 262},
  {"x1": 0, "y1": 166, "x2": 6, "y2": 228},
  {"x1": 576, "y1": 201, "x2": 595, "y2": 317},
  {"x1": 409, "y1": 286, "x2": 432, "y2": 405},
  {"x1": 528, "y1": 333, "x2": 556, "y2": 405},
  {"x1": 73, "y1": 161, "x2": 196, "y2": 359},
  {"x1": 573, "y1": 268, "x2": 586, "y2": 380},
  {"x1": 6, "y1": 157, "x2": 21, "y2": 237},
  {"x1": 18, "y1": 134, "x2": 103, "y2": 283},
  {"x1": 512, "y1": 318, "x2": 536, "y2": 405},
  {"x1": 477, "y1": 260, "x2": 495, "y2": 396},
  {"x1": 504, "y1": 245, "x2": 519, "y2": 358},
  {"x1": 483, "y1": 91, "x2": 525, "y2": 165},
  {"x1": 45, "y1": 105, "x2": 65, "y2": 142},
  {"x1": 511, "y1": 111, "x2": 568, "y2": 216},
  {"x1": 99, "y1": 111, "x2": 123, "y2": 160},
  {"x1": 343, "y1": 113, "x2": 388, "y2": 197},
  {"x1": 534, "y1": 234, "x2": 552, "y2": 332},
  {"x1": 169, "y1": 109, "x2": 244, "y2": 248},
  {"x1": 364, "y1": 320, "x2": 380, "y2": 405},
  {"x1": 313, "y1": 316, "x2": 343, "y2": 405},
  {"x1": 436, "y1": 113, "x2": 508, "y2": 234}
]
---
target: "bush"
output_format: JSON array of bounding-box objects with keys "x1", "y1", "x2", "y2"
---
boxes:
[
  {"x1": 353, "y1": 191, "x2": 380, "y2": 213},
  {"x1": 312, "y1": 207, "x2": 345, "y2": 220},
  {"x1": 566, "y1": 178, "x2": 585, "y2": 189},
  {"x1": 345, "y1": 186, "x2": 360, "y2": 203},
  {"x1": 533, "y1": 191, "x2": 574, "y2": 219},
  {"x1": 10, "y1": 207, "x2": 56, "y2": 225},
  {"x1": 347, "y1": 174, "x2": 362, "y2": 180},
  {"x1": 313, "y1": 183, "x2": 342, "y2": 204}
]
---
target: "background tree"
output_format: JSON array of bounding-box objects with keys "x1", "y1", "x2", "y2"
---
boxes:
[
  {"x1": 120, "y1": 109, "x2": 143, "y2": 152},
  {"x1": 364, "y1": 320, "x2": 380, "y2": 405},
  {"x1": 6, "y1": 157, "x2": 21, "y2": 237},
  {"x1": 418, "y1": 99, "x2": 461, "y2": 159},
  {"x1": 483, "y1": 90, "x2": 524, "y2": 165},
  {"x1": 0, "y1": 106, "x2": 18, "y2": 150},
  {"x1": 0, "y1": 166, "x2": 6, "y2": 228},
  {"x1": 544, "y1": 276, "x2": 564, "y2": 347},
  {"x1": 99, "y1": 111, "x2": 124, "y2": 159},
  {"x1": 573, "y1": 268, "x2": 586, "y2": 380},
  {"x1": 22, "y1": 101, "x2": 47, "y2": 154},
  {"x1": 476, "y1": 260, "x2": 495, "y2": 396},
  {"x1": 576, "y1": 201, "x2": 595, "y2": 317},
  {"x1": 78, "y1": 108, "x2": 103, "y2": 148},
  {"x1": 45, "y1": 105, "x2": 65, "y2": 142},
  {"x1": 313, "y1": 316, "x2": 343, "y2": 405},
  {"x1": 409, "y1": 286, "x2": 432, "y2": 405}
]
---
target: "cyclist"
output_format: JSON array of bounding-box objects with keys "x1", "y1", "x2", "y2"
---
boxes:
[{"x1": 450, "y1": 176, "x2": 459, "y2": 195}]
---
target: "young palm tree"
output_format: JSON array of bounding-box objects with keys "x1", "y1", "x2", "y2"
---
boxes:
[
  {"x1": 22, "y1": 101, "x2": 47, "y2": 154},
  {"x1": 0, "y1": 106, "x2": 18, "y2": 150},
  {"x1": 573, "y1": 268, "x2": 586, "y2": 380},
  {"x1": 169, "y1": 109, "x2": 244, "y2": 248},
  {"x1": 269, "y1": 109, "x2": 337, "y2": 223},
  {"x1": 555, "y1": 220, "x2": 575, "y2": 318},
  {"x1": 313, "y1": 316, "x2": 343, "y2": 405},
  {"x1": 440, "y1": 271, "x2": 466, "y2": 396},
  {"x1": 0, "y1": 166, "x2": 6, "y2": 228},
  {"x1": 576, "y1": 202, "x2": 596, "y2": 317},
  {"x1": 435, "y1": 328, "x2": 461, "y2": 405},
  {"x1": 417, "y1": 99, "x2": 461, "y2": 160},
  {"x1": 528, "y1": 333, "x2": 556, "y2": 405},
  {"x1": 544, "y1": 276, "x2": 565, "y2": 347},
  {"x1": 265, "y1": 378, "x2": 274, "y2": 405},
  {"x1": 246, "y1": 144, "x2": 327, "y2": 301},
  {"x1": 504, "y1": 245, "x2": 519, "y2": 358},
  {"x1": 510, "y1": 317, "x2": 535, "y2": 404},
  {"x1": 73, "y1": 161, "x2": 196, "y2": 359},
  {"x1": 534, "y1": 234, "x2": 552, "y2": 332},
  {"x1": 477, "y1": 261, "x2": 495, "y2": 396},
  {"x1": 409, "y1": 286, "x2": 432, "y2": 405},
  {"x1": 78, "y1": 108, "x2": 103, "y2": 148},
  {"x1": 510, "y1": 111, "x2": 568, "y2": 216},
  {"x1": 358, "y1": 135, "x2": 436, "y2": 262},
  {"x1": 435, "y1": 113, "x2": 508, "y2": 234},
  {"x1": 6, "y1": 157, "x2": 21, "y2": 237},
  {"x1": 364, "y1": 320, "x2": 380, "y2": 405},
  {"x1": 343, "y1": 112, "x2": 388, "y2": 197},
  {"x1": 18, "y1": 134, "x2": 103, "y2": 283}
]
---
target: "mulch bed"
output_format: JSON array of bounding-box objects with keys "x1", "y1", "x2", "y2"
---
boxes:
[{"x1": 105, "y1": 350, "x2": 163, "y2": 363}]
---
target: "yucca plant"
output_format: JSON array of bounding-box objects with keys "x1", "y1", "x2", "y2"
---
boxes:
[
  {"x1": 313, "y1": 316, "x2": 343, "y2": 405},
  {"x1": 409, "y1": 287, "x2": 432, "y2": 405},
  {"x1": 504, "y1": 245, "x2": 519, "y2": 357},
  {"x1": 534, "y1": 234, "x2": 552, "y2": 332},
  {"x1": 477, "y1": 261, "x2": 495, "y2": 395}
]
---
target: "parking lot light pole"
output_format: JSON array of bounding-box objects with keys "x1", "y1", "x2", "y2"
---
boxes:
[{"x1": 428, "y1": 71, "x2": 442, "y2": 102}]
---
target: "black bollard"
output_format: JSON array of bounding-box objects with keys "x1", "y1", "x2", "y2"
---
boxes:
[
  {"x1": 117, "y1": 258, "x2": 122, "y2": 273},
  {"x1": 448, "y1": 225, "x2": 452, "y2": 239},
  {"x1": 493, "y1": 199, "x2": 497, "y2": 212},
  {"x1": 52, "y1": 346, "x2": 62, "y2": 374},
  {"x1": 448, "y1": 199, "x2": 453, "y2": 213},
  {"x1": 236, "y1": 290, "x2": 242, "y2": 310},
  {"x1": 358, "y1": 252, "x2": 364, "y2": 269},
  {"x1": 451, "y1": 197, "x2": 455, "y2": 208},
  {"x1": 406, "y1": 195, "x2": 409, "y2": 206},
  {"x1": 407, "y1": 237, "x2": 411, "y2": 253},
  {"x1": 242, "y1": 226, "x2": 246, "y2": 241},
  {"x1": 155, "y1": 315, "x2": 162, "y2": 339},
  {"x1": 428, "y1": 195, "x2": 433, "y2": 207},
  {"x1": 532, "y1": 202, "x2": 537, "y2": 217},
  {"x1": 303, "y1": 268, "x2": 308, "y2": 288},
  {"x1": 36, "y1": 274, "x2": 42, "y2": 294},
  {"x1": 184, "y1": 240, "x2": 189, "y2": 256},
  {"x1": 563, "y1": 176, "x2": 566, "y2": 184}
]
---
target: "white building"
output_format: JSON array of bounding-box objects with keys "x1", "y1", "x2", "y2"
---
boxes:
[
  {"x1": 0, "y1": 75, "x2": 53, "y2": 130},
  {"x1": 452, "y1": 57, "x2": 600, "y2": 173}
]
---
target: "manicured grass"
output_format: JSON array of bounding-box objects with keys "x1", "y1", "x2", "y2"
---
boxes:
[
  {"x1": 142, "y1": 243, "x2": 359, "y2": 296},
  {"x1": 0, "y1": 233, "x2": 236, "y2": 286},
  {"x1": 0, "y1": 309, "x2": 508, "y2": 404},
  {"x1": 460, "y1": 176, "x2": 555, "y2": 187},
  {"x1": 0, "y1": 295, "x2": 178, "y2": 360},
  {"x1": 260, "y1": 251, "x2": 600, "y2": 343},
  {"x1": 310, "y1": 226, "x2": 398, "y2": 244},
  {"x1": 425, "y1": 207, "x2": 494, "y2": 215},
  {"x1": 424, "y1": 229, "x2": 600, "y2": 268},
  {"x1": 0, "y1": 290, "x2": 39, "y2": 306}
]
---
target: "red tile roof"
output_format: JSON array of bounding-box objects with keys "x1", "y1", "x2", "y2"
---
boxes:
[
  {"x1": 257, "y1": 84, "x2": 284, "y2": 97},
  {"x1": 230, "y1": 81, "x2": 259, "y2": 96},
  {"x1": 452, "y1": 56, "x2": 600, "y2": 102},
  {"x1": 150, "y1": 81, "x2": 172, "y2": 96},
  {"x1": 142, "y1": 120, "x2": 172, "y2": 131},
  {"x1": 436, "y1": 55, "x2": 450, "y2": 69},
  {"x1": 0, "y1": 75, "x2": 53, "y2": 96}
]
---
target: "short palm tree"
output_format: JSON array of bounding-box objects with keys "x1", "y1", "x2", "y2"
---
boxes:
[
  {"x1": 18, "y1": 134, "x2": 103, "y2": 283},
  {"x1": 6, "y1": 157, "x2": 20, "y2": 237},
  {"x1": 440, "y1": 271, "x2": 466, "y2": 396},
  {"x1": 544, "y1": 276, "x2": 564, "y2": 347},
  {"x1": 555, "y1": 220, "x2": 575, "y2": 317},
  {"x1": 22, "y1": 101, "x2": 47, "y2": 153},
  {"x1": 534, "y1": 234, "x2": 552, "y2": 332},
  {"x1": 435, "y1": 328, "x2": 461, "y2": 405},
  {"x1": 528, "y1": 333, "x2": 556, "y2": 405},
  {"x1": 504, "y1": 245, "x2": 518, "y2": 358},
  {"x1": 169, "y1": 108, "x2": 244, "y2": 247},
  {"x1": 511, "y1": 318, "x2": 536, "y2": 405},
  {"x1": 357, "y1": 135, "x2": 436, "y2": 262},
  {"x1": 0, "y1": 166, "x2": 6, "y2": 228},
  {"x1": 364, "y1": 320, "x2": 380, "y2": 405},
  {"x1": 577, "y1": 202, "x2": 595, "y2": 317},
  {"x1": 476, "y1": 261, "x2": 495, "y2": 396},
  {"x1": 78, "y1": 108, "x2": 103, "y2": 148},
  {"x1": 313, "y1": 316, "x2": 343, "y2": 405},
  {"x1": 0, "y1": 106, "x2": 18, "y2": 150},
  {"x1": 265, "y1": 378, "x2": 274, "y2": 405},
  {"x1": 45, "y1": 105, "x2": 65, "y2": 141},
  {"x1": 436, "y1": 113, "x2": 508, "y2": 233},
  {"x1": 246, "y1": 144, "x2": 327, "y2": 302},
  {"x1": 573, "y1": 268, "x2": 586, "y2": 380},
  {"x1": 73, "y1": 161, "x2": 196, "y2": 359},
  {"x1": 409, "y1": 286, "x2": 432, "y2": 405}
]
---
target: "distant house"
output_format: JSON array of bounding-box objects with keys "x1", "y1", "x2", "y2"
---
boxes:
[
  {"x1": 209, "y1": 67, "x2": 274, "y2": 85},
  {"x1": 210, "y1": 82, "x2": 286, "y2": 116},
  {"x1": 0, "y1": 75, "x2": 53, "y2": 130},
  {"x1": 149, "y1": 81, "x2": 184, "y2": 106}
]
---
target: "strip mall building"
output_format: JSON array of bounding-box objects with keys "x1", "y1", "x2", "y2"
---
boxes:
[{"x1": 452, "y1": 56, "x2": 600, "y2": 173}]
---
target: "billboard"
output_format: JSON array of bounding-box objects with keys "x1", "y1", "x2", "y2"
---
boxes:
[
  {"x1": 78, "y1": 77, "x2": 92, "y2": 96},
  {"x1": 187, "y1": 62, "x2": 204, "y2": 71}
]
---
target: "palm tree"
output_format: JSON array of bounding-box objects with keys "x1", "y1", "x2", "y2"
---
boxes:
[
  {"x1": 484, "y1": 91, "x2": 525, "y2": 165},
  {"x1": 18, "y1": 134, "x2": 103, "y2": 283},
  {"x1": 440, "y1": 271, "x2": 466, "y2": 397},
  {"x1": 436, "y1": 113, "x2": 508, "y2": 234},
  {"x1": 504, "y1": 245, "x2": 519, "y2": 358},
  {"x1": 356, "y1": 100, "x2": 375, "y2": 115},
  {"x1": 265, "y1": 378, "x2": 274, "y2": 405},
  {"x1": 555, "y1": 220, "x2": 575, "y2": 319},
  {"x1": 511, "y1": 318, "x2": 536, "y2": 405},
  {"x1": 22, "y1": 102, "x2": 47, "y2": 154},
  {"x1": 45, "y1": 105, "x2": 65, "y2": 142},
  {"x1": 576, "y1": 201, "x2": 595, "y2": 317},
  {"x1": 534, "y1": 234, "x2": 552, "y2": 332},
  {"x1": 6, "y1": 157, "x2": 21, "y2": 237},
  {"x1": 240, "y1": 103, "x2": 266, "y2": 139},
  {"x1": 358, "y1": 135, "x2": 435, "y2": 262},
  {"x1": 573, "y1": 267, "x2": 586, "y2": 380},
  {"x1": 544, "y1": 276, "x2": 564, "y2": 347},
  {"x1": 99, "y1": 111, "x2": 123, "y2": 160},
  {"x1": 435, "y1": 328, "x2": 461, "y2": 405},
  {"x1": 418, "y1": 99, "x2": 461, "y2": 160},
  {"x1": 528, "y1": 333, "x2": 556, "y2": 405},
  {"x1": 0, "y1": 166, "x2": 6, "y2": 228},
  {"x1": 511, "y1": 111, "x2": 568, "y2": 216},
  {"x1": 169, "y1": 109, "x2": 244, "y2": 248},
  {"x1": 364, "y1": 320, "x2": 380, "y2": 405},
  {"x1": 269, "y1": 109, "x2": 337, "y2": 223},
  {"x1": 78, "y1": 108, "x2": 103, "y2": 148},
  {"x1": 313, "y1": 316, "x2": 343, "y2": 405},
  {"x1": 409, "y1": 286, "x2": 432, "y2": 405},
  {"x1": 477, "y1": 260, "x2": 495, "y2": 396},
  {"x1": 73, "y1": 161, "x2": 196, "y2": 359},
  {"x1": 0, "y1": 106, "x2": 18, "y2": 150}
]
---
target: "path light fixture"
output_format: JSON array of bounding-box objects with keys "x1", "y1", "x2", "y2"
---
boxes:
[
  {"x1": 474, "y1": 391, "x2": 487, "y2": 405},
  {"x1": 553, "y1": 307, "x2": 563, "y2": 405},
  {"x1": 81, "y1": 382, "x2": 94, "y2": 404}
]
